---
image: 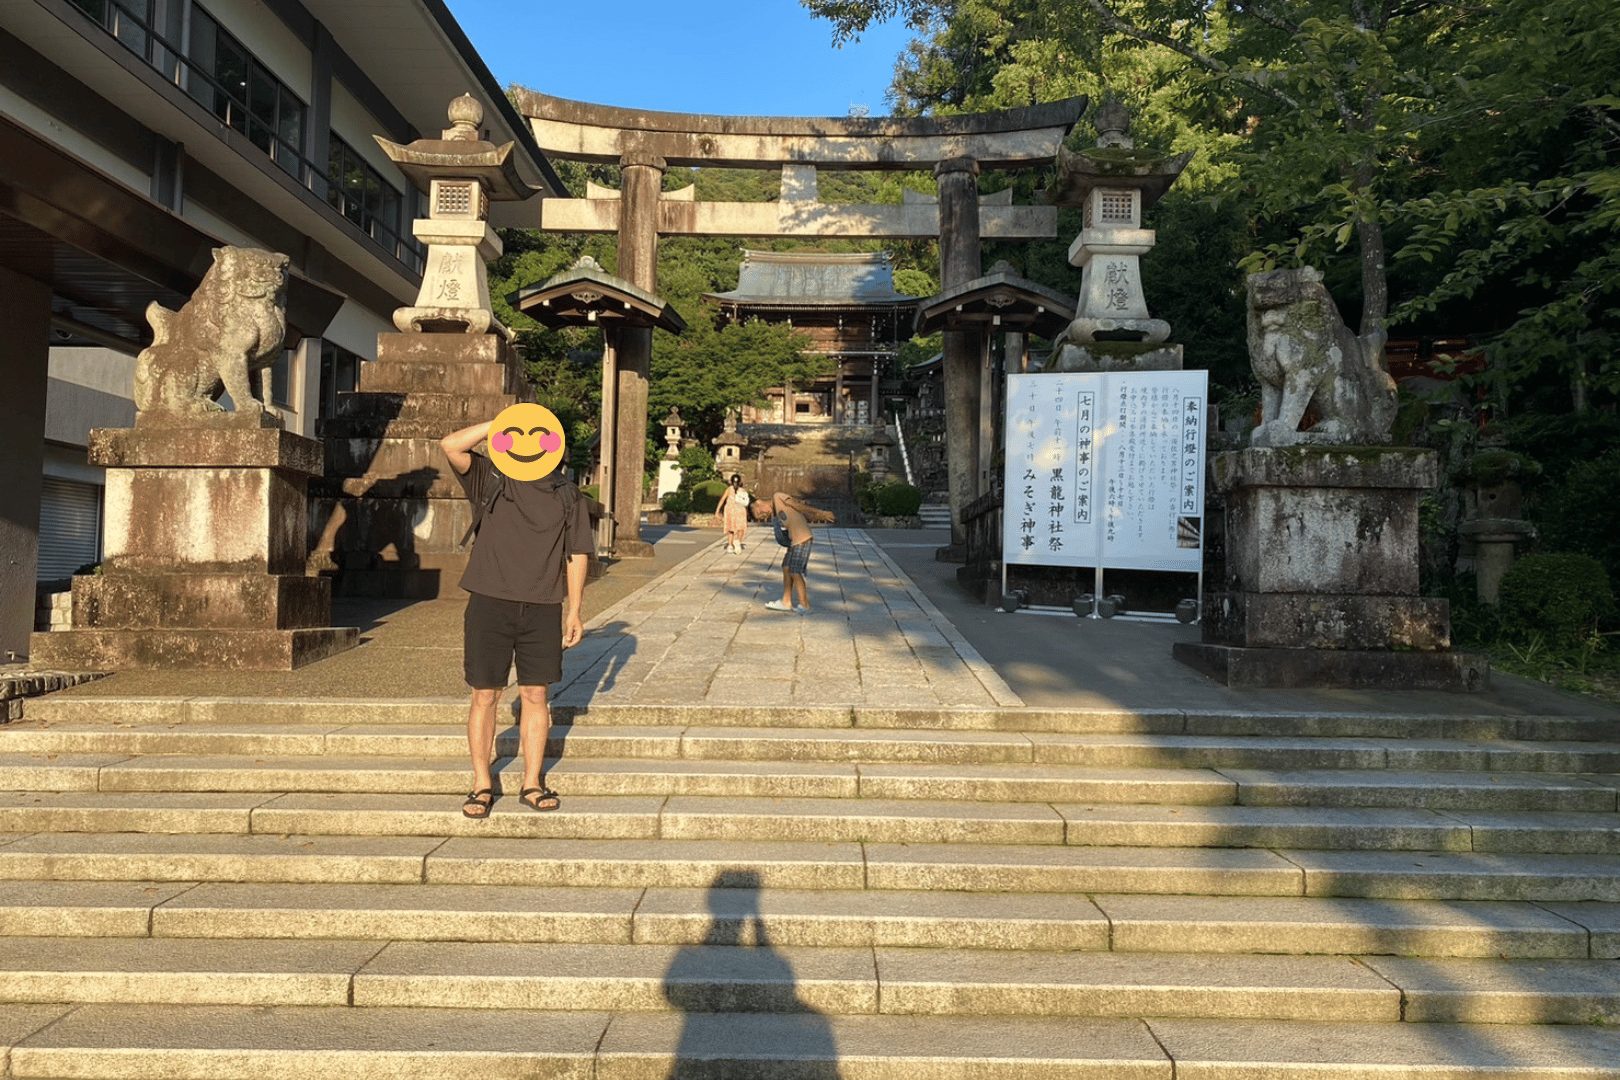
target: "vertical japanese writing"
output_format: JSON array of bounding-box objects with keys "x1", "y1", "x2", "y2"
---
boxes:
[
  {"x1": 1072, "y1": 391, "x2": 1094, "y2": 526},
  {"x1": 1181, "y1": 396, "x2": 1203, "y2": 516}
]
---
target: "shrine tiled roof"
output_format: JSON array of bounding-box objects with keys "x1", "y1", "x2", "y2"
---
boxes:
[{"x1": 706, "y1": 251, "x2": 923, "y2": 308}]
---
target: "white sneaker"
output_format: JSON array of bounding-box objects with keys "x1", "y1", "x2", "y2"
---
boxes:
[{"x1": 764, "y1": 600, "x2": 793, "y2": 612}]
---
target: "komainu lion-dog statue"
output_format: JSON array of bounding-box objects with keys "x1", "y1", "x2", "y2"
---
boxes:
[
  {"x1": 133, "y1": 246, "x2": 290, "y2": 423},
  {"x1": 1246, "y1": 267, "x2": 1398, "y2": 448}
]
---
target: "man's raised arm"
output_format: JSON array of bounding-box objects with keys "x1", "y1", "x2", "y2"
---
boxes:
[{"x1": 440, "y1": 421, "x2": 491, "y2": 476}]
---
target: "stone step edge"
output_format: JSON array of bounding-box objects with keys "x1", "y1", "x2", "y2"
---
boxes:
[
  {"x1": 0, "y1": 884, "x2": 1610, "y2": 958},
  {"x1": 7, "y1": 835, "x2": 1620, "y2": 903},
  {"x1": 19, "y1": 695, "x2": 1616, "y2": 740},
  {"x1": 2, "y1": 939, "x2": 1618, "y2": 1022},
  {"x1": 11, "y1": 722, "x2": 1620, "y2": 762},
  {"x1": 5, "y1": 1007, "x2": 1620, "y2": 1078},
  {"x1": 8, "y1": 794, "x2": 1620, "y2": 855}
]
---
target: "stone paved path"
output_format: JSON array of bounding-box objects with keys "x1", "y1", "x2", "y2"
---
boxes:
[{"x1": 555, "y1": 529, "x2": 1021, "y2": 709}]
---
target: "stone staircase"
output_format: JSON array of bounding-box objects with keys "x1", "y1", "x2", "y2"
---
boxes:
[{"x1": 2, "y1": 694, "x2": 1619, "y2": 1076}]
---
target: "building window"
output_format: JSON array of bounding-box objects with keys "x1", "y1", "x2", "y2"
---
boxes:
[
  {"x1": 318, "y1": 341, "x2": 362, "y2": 420},
  {"x1": 70, "y1": 0, "x2": 155, "y2": 63},
  {"x1": 326, "y1": 134, "x2": 409, "y2": 263},
  {"x1": 186, "y1": 6, "x2": 308, "y2": 181},
  {"x1": 72, "y1": 0, "x2": 422, "y2": 274}
]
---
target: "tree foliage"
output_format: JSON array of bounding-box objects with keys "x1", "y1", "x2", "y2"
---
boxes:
[{"x1": 804, "y1": 0, "x2": 1620, "y2": 412}]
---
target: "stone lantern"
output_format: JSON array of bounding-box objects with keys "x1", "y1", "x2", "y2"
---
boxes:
[
  {"x1": 712, "y1": 408, "x2": 748, "y2": 467},
  {"x1": 376, "y1": 94, "x2": 534, "y2": 335},
  {"x1": 663, "y1": 408, "x2": 685, "y2": 458},
  {"x1": 657, "y1": 407, "x2": 685, "y2": 499},
  {"x1": 866, "y1": 429, "x2": 895, "y2": 482},
  {"x1": 1045, "y1": 99, "x2": 1192, "y2": 373}
]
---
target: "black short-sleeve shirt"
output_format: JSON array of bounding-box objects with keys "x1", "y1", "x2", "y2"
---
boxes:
[{"x1": 456, "y1": 453, "x2": 594, "y2": 604}]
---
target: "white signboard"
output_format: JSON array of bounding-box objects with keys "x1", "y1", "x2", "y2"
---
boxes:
[{"x1": 1004, "y1": 370, "x2": 1208, "y2": 573}]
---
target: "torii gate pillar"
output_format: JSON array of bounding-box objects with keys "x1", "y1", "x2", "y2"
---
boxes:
[
  {"x1": 937, "y1": 156, "x2": 983, "y2": 558},
  {"x1": 612, "y1": 151, "x2": 666, "y2": 557}
]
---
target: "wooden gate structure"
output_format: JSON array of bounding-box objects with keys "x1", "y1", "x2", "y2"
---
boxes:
[{"x1": 512, "y1": 91, "x2": 1087, "y2": 555}]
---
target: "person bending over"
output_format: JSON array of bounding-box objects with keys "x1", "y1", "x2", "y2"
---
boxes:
[
  {"x1": 441, "y1": 420, "x2": 592, "y2": 818},
  {"x1": 758, "y1": 492, "x2": 831, "y2": 614}
]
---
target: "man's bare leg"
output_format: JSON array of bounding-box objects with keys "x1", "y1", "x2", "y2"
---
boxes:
[
  {"x1": 780, "y1": 563, "x2": 794, "y2": 606},
  {"x1": 792, "y1": 572, "x2": 810, "y2": 611},
  {"x1": 517, "y1": 684, "x2": 558, "y2": 808},
  {"x1": 464, "y1": 688, "x2": 499, "y2": 815}
]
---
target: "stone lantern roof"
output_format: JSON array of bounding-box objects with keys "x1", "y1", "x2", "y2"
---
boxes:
[
  {"x1": 712, "y1": 409, "x2": 748, "y2": 448},
  {"x1": 375, "y1": 94, "x2": 537, "y2": 201},
  {"x1": 1042, "y1": 98, "x2": 1193, "y2": 212},
  {"x1": 663, "y1": 408, "x2": 684, "y2": 428}
]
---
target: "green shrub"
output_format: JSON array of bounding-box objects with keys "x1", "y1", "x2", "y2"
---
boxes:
[
  {"x1": 1497, "y1": 553, "x2": 1615, "y2": 645},
  {"x1": 676, "y1": 445, "x2": 717, "y2": 487},
  {"x1": 1537, "y1": 449, "x2": 1620, "y2": 586},
  {"x1": 688, "y1": 479, "x2": 730, "y2": 514},
  {"x1": 582, "y1": 484, "x2": 600, "y2": 502},
  {"x1": 875, "y1": 481, "x2": 923, "y2": 517},
  {"x1": 660, "y1": 490, "x2": 691, "y2": 514}
]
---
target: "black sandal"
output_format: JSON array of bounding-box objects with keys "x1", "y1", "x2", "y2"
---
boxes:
[
  {"x1": 519, "y1": 785, "x2": 560, "y2": 812},
  {"x1": 462, "y1": 788, "x2": 494, "y2": 819}
]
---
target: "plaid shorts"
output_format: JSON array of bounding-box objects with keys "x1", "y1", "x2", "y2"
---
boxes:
[{"x1": 784, "y1": 538, "x2": 813, "y2": 575}]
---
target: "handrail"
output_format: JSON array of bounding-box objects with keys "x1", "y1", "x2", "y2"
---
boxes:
[{"x1": 892, "y1": 411, "x2": 917, "y2": 487}]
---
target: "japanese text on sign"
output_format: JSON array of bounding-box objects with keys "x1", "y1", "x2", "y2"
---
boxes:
[{"x1": 1003, "y1": 370, "x2": 1208, "y2": 573}]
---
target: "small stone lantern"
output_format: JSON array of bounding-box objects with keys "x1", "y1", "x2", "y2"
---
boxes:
[
  {"x1": 867, "y1": 430, "x2": 894, "y2": 482},
  {"x1": 712, "y1": 408, "x2": 748, "y2": 466},
  {"x1": 662, "y1": 408, "x2": 684, "y2": 459},
  {"x1": 656, "y1": 407, "x2": 684, "y2": 500}
]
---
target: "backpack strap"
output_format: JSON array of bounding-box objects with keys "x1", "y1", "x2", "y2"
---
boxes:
[{"x1": 457, "y1": 457, "x2": 504, "y2": 549}]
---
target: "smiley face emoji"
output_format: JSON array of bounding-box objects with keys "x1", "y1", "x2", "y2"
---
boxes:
[{"x1": 487, "y1": 402, "x2": 567, "y2": 481}]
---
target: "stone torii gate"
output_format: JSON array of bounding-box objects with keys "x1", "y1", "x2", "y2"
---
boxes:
[{"x1": 513, "y1": 91, "x2": 1087, "y2": 554}]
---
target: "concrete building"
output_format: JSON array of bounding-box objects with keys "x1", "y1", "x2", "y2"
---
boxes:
[{"x1": 0, "y1": 0, "x2": 561, "y2": 656}]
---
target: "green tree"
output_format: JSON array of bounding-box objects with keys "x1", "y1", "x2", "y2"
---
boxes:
[{"x1": 806, "y1": 0, "x2": 1620, "y2": 412}]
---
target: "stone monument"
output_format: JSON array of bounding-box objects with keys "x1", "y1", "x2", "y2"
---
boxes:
[
  {"x1": 1174, "y1": 267, "x2": 1486, "y2": 690},
  {"x1": 311, "y1": 95, "x2": 536, "y2": 598},
  {"x1": 1045, "y1": 99, "x2": 1192, "y2": 374},
  {"x1": 30, "y1": 247, "x2": 357, "y2": 669}
]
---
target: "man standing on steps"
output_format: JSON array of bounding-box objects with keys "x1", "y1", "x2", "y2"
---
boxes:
[{"x1": 440, "y1": 404, "x2": 593, "y2": 819}]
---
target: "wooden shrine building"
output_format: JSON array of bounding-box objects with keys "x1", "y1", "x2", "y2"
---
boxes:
[{"x1": 706, "y1": 251, "x2": 922, "y2": 427}]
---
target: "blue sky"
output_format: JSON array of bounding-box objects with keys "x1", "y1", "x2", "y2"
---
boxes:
[{"x1": 446, "y1": 0, "x2": 916, "y2": 117}]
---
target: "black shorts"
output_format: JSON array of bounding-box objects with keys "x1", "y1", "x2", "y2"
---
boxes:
[{"x1": 463, "y1": 593, "x2": 563, "y2": 689}]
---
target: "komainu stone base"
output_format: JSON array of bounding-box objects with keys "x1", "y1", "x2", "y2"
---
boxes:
[
  {"x1": 1174, "y1": 641, "x2": 1489, "y2": 692},
  {"x1": 29, "y1": 628, "x2": 354, "y2": 672},
  {"x1": 1180, "y1": 446, "x2": 1486, "y2": 691},
  {"x1": 30, "y1": 425, "x2": 356, "y2": 670},
  {"x1": 1203, "y1": 591, "x2": 1453, "y2": 652}
]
